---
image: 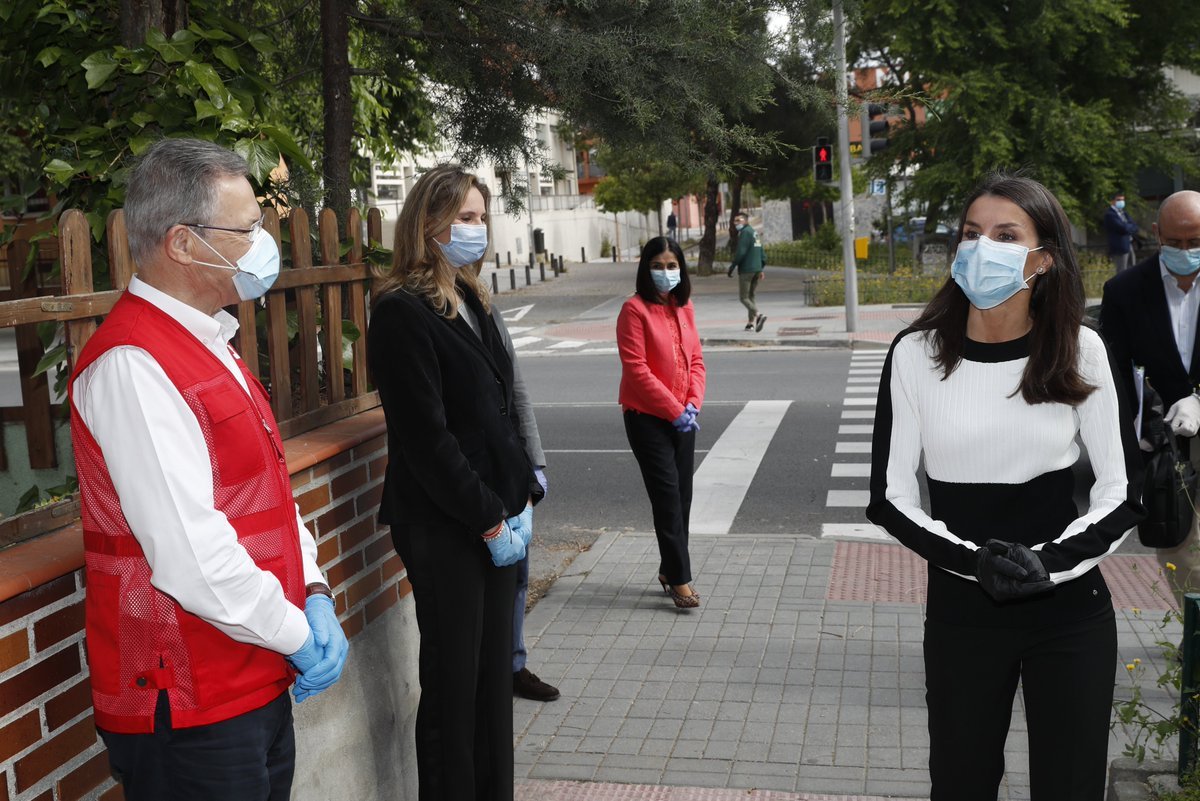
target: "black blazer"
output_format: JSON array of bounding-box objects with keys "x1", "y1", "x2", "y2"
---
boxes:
[
  {"x1": 367, "y1": 283, "x2": 541, "y2": 538},
  {"x1": 1099, "y1": 254, "x2": 1200, "y2": 414}
]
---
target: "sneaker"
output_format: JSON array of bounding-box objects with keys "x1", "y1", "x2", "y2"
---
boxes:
[
  {"x1": 755, "y1": 314, "x2": 767, "y2": 332},
  {"x1": 513, "y1": 667, "x2": 560, "y2": 701},
  {"x1": 744, "y1": 322, "x2": 754, "y2": 331}
]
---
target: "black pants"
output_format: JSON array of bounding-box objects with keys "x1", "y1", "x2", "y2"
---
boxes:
[
  {"x1": 923, "y1": 608, "x2": 1116, "y2": 801},
  {"x1": 624, "y1": 410, "x2": 696, "y2": 585},
  {"x1": 99, "y1": 690, "x2": 294, "y2": 801},
  {"x1": 393, "y1": 522, "x2": 517, "y2": 801}
]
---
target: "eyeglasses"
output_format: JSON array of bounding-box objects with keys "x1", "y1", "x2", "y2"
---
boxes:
[{"x1": 183, "y1": 216, "x2": 264, "y2": 242}]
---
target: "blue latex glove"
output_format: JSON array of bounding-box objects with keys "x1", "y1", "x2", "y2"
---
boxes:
[
  {"x1": 671, "y1": 410, "x2": 693, "y2": 432},
  {"x1": 287, "y1": 632, "x2": 320, "y2": 674},
  {"x1": 484, "y1": 521, "x2": 526, "y2": 567},
  {"x1": 685, "y1": 403, "x2": 701, "y2": 432},
  {"x1": 507, "y1": 503, "x2": 534, "y2": 549},
  {"x1": 292, "y1": 595, "x2": 349, "y2": 703},
  {"x1": 534, "y1": 467, "x2": 548, "y2": 497}
]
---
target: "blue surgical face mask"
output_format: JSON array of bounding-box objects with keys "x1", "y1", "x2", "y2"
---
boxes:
[
  {"x1": 735, "y1": 223, "x2": 745, "y2": 231},
  {"x1": 651, "y1": 268, "x2": 681, "y2": 293},
  {"x1": 1161, "y1": 245, "x2": 1200, "y2": 276},
  {"x1": 192, "y1": 226, "x2": 281, "y2": 302},
  {"x1": 1115, "y1": 200, "x2": 1126, "y2": 210},
  {"x1": 437, "y1": 223, "x2": 488, "y2": 267},
  {"x1": 951, "y1": 235, "x2": 1044, "y2": 310}
]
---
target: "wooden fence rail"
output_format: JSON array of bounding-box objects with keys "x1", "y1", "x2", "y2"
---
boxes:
[{"x1": 0, "y1": 204, "x2": 384, "y2": 544}]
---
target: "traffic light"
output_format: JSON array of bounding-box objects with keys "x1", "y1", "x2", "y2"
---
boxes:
[
  {"x1": 813, "y1": 137, "x2": 833, "y2": 182},
  {"x1": 861, "y1": 103, "x2": 889, "y2": 158}
]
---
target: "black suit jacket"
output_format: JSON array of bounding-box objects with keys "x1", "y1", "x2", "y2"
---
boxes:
[
  {"x1": 367, "y1": 283, "x2": 541, "y2": 538},
  {"x1": 1099, "y1": 254, "x2": 1200, "y2": 415}
]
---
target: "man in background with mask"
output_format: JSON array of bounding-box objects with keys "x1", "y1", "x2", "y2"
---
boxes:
[
  {"x1": 1103, "y1": 191, "x2": 1140, "y2": 274},
  {"x1": 726, "y1": 211, "x2": 767, "y2": 331},
  {"x1": 69, "y1": 137, "x2": 348, "y2": 800},
  {"x1": 1100, "y1": 189, "x2": 1200, "y2": 605}
]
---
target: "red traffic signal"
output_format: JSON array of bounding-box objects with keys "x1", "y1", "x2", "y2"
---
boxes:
[{"x1": 813, "y1": 137, "x2": 833, "y2": 182}]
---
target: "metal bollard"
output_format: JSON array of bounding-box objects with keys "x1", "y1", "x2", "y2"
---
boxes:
[
  {"x1": 1181, "y1": 593, "x2": 1200, "y2": 778},
  {"x1": 524, "y1": 264, "x2": 531, "y2": 286},
  {"x1": 491, "y1": 272, "x2": 498, "y2": 294},
  {"x1": 539, "y1": 263, "x2": 545, "y2": 281},
  {"x1": 509, "y1": 268, "x2": 516, "y2": 290},
  {"x1": 506, "y1": 251, "x2": 512, "y2": 265},
  {"x1": 495, "y1": 253, "x2": 501, "y2": 270},
  {"x1": 581, "y1": 246, "x2": 586, "y2": 263},
  {"x1": 529, "y1": 252, "x2": 535, "y2": 270},
  {"x1": 558, "y1": 255, "x2": 565, "y2": 274},
  {"x1": 552, "y1": 258, "x2": 559, "y2": 277}
]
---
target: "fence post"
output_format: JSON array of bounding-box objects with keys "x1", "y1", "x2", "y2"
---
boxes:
[
  {"x1": 1181, "y1": 593, "x2": 1200, "y2": 779},
  {"x1": 348, "y1": 209, "x2": 378, "y2": 398},
  {"x1": 264, "y1": 212, "x2": 292, "y2": 422},
  {"x1": 318, "y1": 208, "x2": 345, "y2": 404},
  {"x1": 6, "y1": 239, "x2": 54, "y2": 470},
  {"x1": 59, "y1": 210, "x2": 96, "y2": 374}
]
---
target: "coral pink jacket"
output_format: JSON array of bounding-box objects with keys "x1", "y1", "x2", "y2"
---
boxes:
[{"x1": 617, "y1": 294, "x2": 706, "y2": 421}]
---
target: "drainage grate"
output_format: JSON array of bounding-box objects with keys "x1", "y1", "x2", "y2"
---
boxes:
[{"x1": 776, "y1": 327, "x2": 819, "y2": 336}]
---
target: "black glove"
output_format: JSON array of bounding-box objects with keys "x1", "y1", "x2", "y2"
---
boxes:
[{"x1": 974, "y1": 539, "x2": 1054, "y2": 602}]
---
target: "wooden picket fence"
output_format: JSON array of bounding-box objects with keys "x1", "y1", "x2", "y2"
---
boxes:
[{"x1": 0, "y1": 205, "x2": 383, "y2": 545}]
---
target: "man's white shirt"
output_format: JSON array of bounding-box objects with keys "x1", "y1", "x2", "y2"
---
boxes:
[{"x1": 73, "y1": 277, "x2": 321, "y2": 656}]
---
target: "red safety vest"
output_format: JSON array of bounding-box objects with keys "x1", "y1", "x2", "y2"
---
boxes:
[{"x1": 69, "y1": 292, "x2": 305, "y2": 734}]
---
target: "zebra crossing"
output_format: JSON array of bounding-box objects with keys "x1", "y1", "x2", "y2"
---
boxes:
[{"x1": 822, "y1": 349, "x2": 896, "y2": 543}]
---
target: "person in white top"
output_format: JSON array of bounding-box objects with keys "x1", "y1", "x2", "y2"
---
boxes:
[{"x1": 69, "y1": 138, "x2": 347, "y2": 801}]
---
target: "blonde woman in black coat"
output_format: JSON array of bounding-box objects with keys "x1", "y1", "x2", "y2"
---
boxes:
[{"x1": 368, "y1": 165, "x2": 543, "y2": 801}]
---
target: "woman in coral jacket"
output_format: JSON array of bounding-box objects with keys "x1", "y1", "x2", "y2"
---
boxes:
[{"x1": 617, "y1": 237, "x2": 707, "y2": 609}]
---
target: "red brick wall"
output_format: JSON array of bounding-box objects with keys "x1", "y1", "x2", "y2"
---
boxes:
[{"x1": 0, "y1": 417, "x2": 405, "y2": 800}]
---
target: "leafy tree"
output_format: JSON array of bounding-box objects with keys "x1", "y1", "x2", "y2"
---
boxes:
[
  {"x1": 591, "y1": 146, "x2": 703, "y2": 236},
  {"x1": 1, "y1": 0, "x2": 308, "y2": 253},
  {"x1": 851, "y1": 0, "x2": 1200, "y2": 230}
]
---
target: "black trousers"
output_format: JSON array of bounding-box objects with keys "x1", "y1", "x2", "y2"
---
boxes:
[
  {"x1": 923, "y1": 608, "x2": 1116, "y2": 801},
  {"x1": 623, "y1": 410, "x2": 696, "y2": 585},
  {"x1": 99, "y1": 690, "x2": 294, "y2": 801},
  {"x1": 393, "y1": 522, "x2": 517, "y2": 801}
]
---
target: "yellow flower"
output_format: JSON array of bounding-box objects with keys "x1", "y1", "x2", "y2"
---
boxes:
[
  {"x1": 1168, "y1": 562, "x2": 1178, "y2": 572},
  {"x1": 1132, "y1": 606, "x2": 1141, "y2": 615},
  {"x1": 1126, "y1": 663, "x2": 1136, "y2": 671},
  {"x1": 1134, "y1": 658, "x2": 1142, "y2": 666}
]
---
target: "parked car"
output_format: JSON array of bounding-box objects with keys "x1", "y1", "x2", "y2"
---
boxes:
[{"x1": 892, "y1": 217, "x2": 953, "y2": 245}]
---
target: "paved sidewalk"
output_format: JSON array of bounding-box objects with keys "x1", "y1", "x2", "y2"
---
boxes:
[{"x1": 513, "y1": 532, "x2": 1180, "y2": 801}]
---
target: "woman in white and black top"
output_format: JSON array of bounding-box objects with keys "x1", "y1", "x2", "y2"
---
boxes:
[{"x1": 867, "y1": 173, "x2": 1144, "y2": 801}]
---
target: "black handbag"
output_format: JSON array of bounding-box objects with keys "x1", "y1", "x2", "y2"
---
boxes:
[{"x1": 1137, "y1": 382, "x2": 1197, "y2": 548}]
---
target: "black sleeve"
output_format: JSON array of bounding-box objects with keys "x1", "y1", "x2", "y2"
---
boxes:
[
  {"x1": 368, "y1": 295, "x2": 506, "y2": 534},
  {"x1": 1097, "y1": 280, "x2": 1138, "y2": 419}
]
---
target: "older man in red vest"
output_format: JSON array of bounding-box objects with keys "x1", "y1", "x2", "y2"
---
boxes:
[{"x1": 69, "y1": 138, "x2": 348, "y2": 801}]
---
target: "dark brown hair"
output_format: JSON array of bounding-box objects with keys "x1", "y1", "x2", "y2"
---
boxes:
[
  {"x1": 634, "y1": 237, "x2": 691, "y2": 305},
  {"x1": 909, "y1": 172, "x2": 1095, "y2": 406}
]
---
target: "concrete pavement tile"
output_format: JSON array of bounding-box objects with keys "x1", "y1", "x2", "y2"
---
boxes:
[
  {"x1": 747, "y1": 702, "x2": 779, "y2": 722},
  {"x1": 670, "y1": 739, "x2": 707, "y2": 759},
  {"x1": 545, "y1": 735, "x2": 584, "y2": 752},
  {"x1": 716, "y1": 701, "x2": 750, "y2": 720},
  {"x1": 664, "y1": 756, "x2": 733, "y2": 775},
  {"x1": 734, "y1": 741, "x2": 770, "y2": 761},
  {"x1": 660, "y1": 771, "x2": 729, "y2": 788},
  {"x1": 637, "y1": 738, "x2": 674, "y2": 757},
  {"x1": 591, "y1": 767, "x2": 664, "y2": 784},
  {"x1": 703, "y1": 740, "x2": 739, "y2": 760},
  {"x1": 579, "y1": 736, "x2": 615, "y2": 753},
  {"x1": 528, "y1": 763, "x2": 596, "y2": 782},
  {"x1": 864, "y1": 779, "x2": 931, "y2": 798}
]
